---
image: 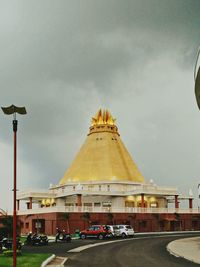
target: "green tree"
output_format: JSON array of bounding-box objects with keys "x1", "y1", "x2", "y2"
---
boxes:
[
  {"x1": 0, "y1": 216, "x2": 13, "y2": 238},
  {"x1": 106, "y1": 213, "x2": 114, "y2": 224},
  {"x1": 62, "y1": 213, "x2": 70, "y2": 233},
  {"x1": 82, "y1": 212, "x2": 91, "y2": 228}
]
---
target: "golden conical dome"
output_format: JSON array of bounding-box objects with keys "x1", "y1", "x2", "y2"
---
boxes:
[{"x1": 59, "y1": 109, "x2": 145, "y2": 184}]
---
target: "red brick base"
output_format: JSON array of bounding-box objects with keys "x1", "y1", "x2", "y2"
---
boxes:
[{"x1": 17, "y1": 212, "x2": 200, "y2": 235}]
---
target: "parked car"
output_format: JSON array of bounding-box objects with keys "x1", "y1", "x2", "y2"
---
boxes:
[
  {"x1": 79, "y1": 225, "x2": 111, "y2": 240},
  {"x1": 116, "y1": 225, "x2": 134, "y2": 238},
  {"x1": 106, "y1": 225, "x2": 121, "y2": 237}
]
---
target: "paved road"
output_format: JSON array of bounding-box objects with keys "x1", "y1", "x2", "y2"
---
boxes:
[
  {"x1": 23, "y1": 233, "x2": 200, "y2": 267},
  {"x1": 66, "y1": 236, "x2": 199, "y2": 267}
]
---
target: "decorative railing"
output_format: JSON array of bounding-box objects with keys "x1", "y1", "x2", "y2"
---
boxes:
[
  {"x1": 52, "y1": 186, "x2": 178, "y2": 197},
  {"x1": 17, "y1": 206, "x2": 200, "y2": 215}
]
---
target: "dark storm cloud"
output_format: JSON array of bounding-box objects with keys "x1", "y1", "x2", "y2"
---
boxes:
[
  {"x1": 0, "y1": 0, "x2": 200, "y2": 210},
  {"x1": 1, "y1": 0, "x2": 199, "y2": 88}
]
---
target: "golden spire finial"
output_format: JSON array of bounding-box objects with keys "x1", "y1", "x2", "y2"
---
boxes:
[{"x1": 91, "y1": 109, "x2": 116, "y2": 126}]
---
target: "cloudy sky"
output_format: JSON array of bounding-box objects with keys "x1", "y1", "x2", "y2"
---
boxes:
[{"x1": 0, "y1": 0, "x2": 200, "y2": 211}]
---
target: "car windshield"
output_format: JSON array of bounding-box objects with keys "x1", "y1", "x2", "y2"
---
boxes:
[{"x1": 125, "y1": 225, "x2": 132, "y2": 229}]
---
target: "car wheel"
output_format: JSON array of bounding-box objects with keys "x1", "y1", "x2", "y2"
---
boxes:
[
  {"x1": 98, "y1": 234, "x2": 104, "y2": 240},
  {"x1": 80, "y1": 234, "x2": 86, "y2": 240},
  {"x1": 121, "y1": 233, "x2": 126, "y2": 238}
]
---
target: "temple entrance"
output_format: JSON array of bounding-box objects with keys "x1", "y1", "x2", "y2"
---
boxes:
[
  {"x1": 138, "y1": 220, "x2": 148, "y2": 232},
  {"x1": 192, "y1": 220, "x2": 200, "y2": 230},
  {"x1": 32, "y1": 219, "x2": 45, "y2": 234},
  {"x1": 161, "y1": 219, "x2": 180, "y2": 231},
  {"x1": 170, "y1": 220, "x2": 181, "y2": 231}
]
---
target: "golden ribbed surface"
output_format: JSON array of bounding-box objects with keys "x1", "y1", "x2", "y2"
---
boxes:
[{"x1": 59, "y1": 115, "x2": 145, "y2": 184}]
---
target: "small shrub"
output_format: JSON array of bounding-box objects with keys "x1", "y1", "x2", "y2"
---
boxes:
[{"x1": 3, "y1": 250, "x2": 22, "y2": 257}]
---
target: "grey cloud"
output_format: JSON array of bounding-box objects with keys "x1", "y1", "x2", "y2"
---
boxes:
[{"x1": 0, "y1": 1, "x2": 200, "y2": 210}]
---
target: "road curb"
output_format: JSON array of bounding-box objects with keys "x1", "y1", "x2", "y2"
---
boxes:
[
  {"x1": 167, "y1": 243, "x2": 180, "y2": 258},
  {"x1": 135, "y1": 230, "x2": 200, "y2": 236},
  {"x1": 167, "y1": 238, "x2": 200, "y2": 265},
  {"x1": 60, "y1": 257, "x2": 68, "y2": 266},
  {"x1": 41, "y1": 254, "x2": 55, "y2": 267}
]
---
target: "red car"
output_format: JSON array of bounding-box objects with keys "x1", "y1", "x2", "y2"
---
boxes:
[{"x1": 79, "y1": 225, "x2": 111, "y2": 240}]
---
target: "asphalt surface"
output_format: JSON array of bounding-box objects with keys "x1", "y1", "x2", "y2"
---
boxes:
[{"x1": 23, "y1": 233, "x2": 200, "y2": 267}]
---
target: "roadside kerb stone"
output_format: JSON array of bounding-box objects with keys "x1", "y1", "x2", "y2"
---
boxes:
[
  {"x1": 41, "y1": 254, "x2": 55, "y2": 267},
  {"x1": 42, "y1": 255, "x2": 68, "y2": 267},
  {"x1": 46, "y1": 256, "x2": 68, "y2": 267}
]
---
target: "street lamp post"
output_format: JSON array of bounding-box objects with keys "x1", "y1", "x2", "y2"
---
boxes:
[
  {"x1": 195, "y1": 46, "x2": 200, "y2": 109},
  {"x1": 1, "y1": 105, "x2": 27, "y2": 267},
  {"x1": 198, "y1": 184, "x2": 200, "y2": 211}
]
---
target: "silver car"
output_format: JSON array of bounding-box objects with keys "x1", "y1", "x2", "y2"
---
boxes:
[{"x1": 106, "y1": 225, "x2": 121, "y2": 237}]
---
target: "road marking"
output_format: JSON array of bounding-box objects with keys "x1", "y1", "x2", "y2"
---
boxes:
[
  {"x1": 68, "y1": 239, "x2": 128, "y2": 252},
  {"x1": 68, "y1": 234, "x2": 193, "y2": 253}
]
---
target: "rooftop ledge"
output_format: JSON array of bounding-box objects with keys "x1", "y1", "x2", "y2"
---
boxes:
[{"x1": 17, "y1": 187, "x2": 178, "y2": 200}]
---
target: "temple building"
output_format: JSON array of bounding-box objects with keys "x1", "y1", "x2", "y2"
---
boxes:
[{"x1": 17, "y1": 110, "x2": 200, "y2": 234}]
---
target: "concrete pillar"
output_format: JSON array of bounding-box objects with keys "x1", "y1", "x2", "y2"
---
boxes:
[
  {"x1": 175, "y1": 195, "x2": 179, "y2": 209},
  {"x1": 29, "y1": 197, "x2": 33, "y2": 209},
  {"x1": 189, "y1": 198, "x2": 193, "y2": 209},
  {"x1": 141, "y1": 194, "x2": 145, "y2": 208},
  {"x1": 77, "y1": 194, "x2": 82, "y2": 207}
]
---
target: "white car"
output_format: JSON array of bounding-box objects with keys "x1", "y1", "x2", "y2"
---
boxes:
[{"x1": 116, "y1": 225, "x2": 134, "y2": 238}]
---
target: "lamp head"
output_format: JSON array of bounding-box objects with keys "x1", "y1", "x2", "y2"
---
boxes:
[{"x1": 1, "y1": 104, "x2": 27, "y2": 115}]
